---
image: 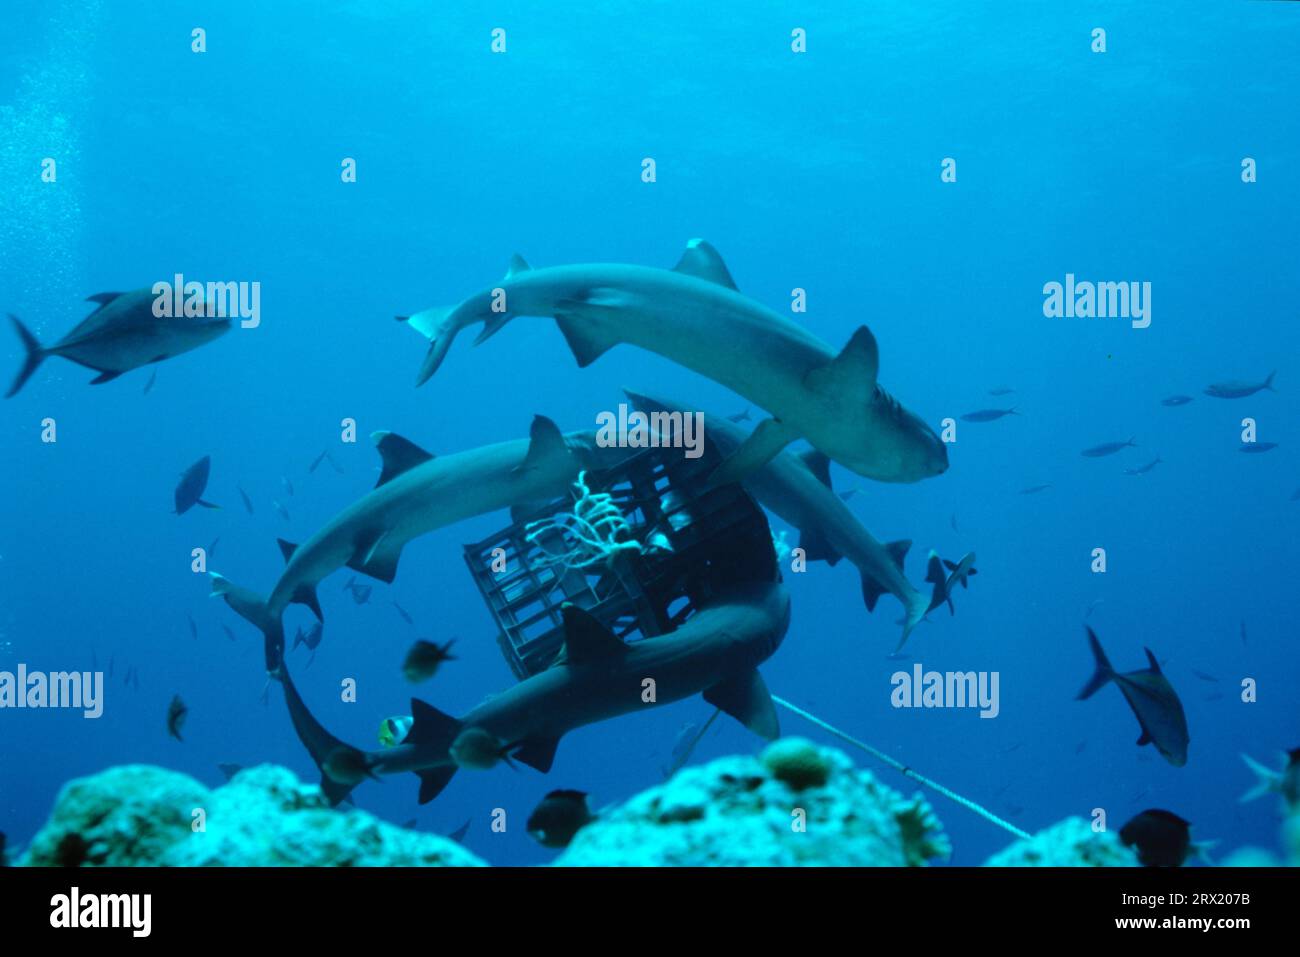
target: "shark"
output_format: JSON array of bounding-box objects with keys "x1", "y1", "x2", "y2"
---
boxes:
[
  {"x1": 624, "y1": 389, "x2": 931, "y2": 647},
  {"x1": 6, "y1": 289, "x2": 230, "y2": 397},
  {"x1": 281, "y1": 582, "x2": 791, "y2": 805},
  {"x1": 399, "y1": 240, "x2": 948, "y2": 486},
  {"x1": 211, "y1": 415, "x2": 634, "y2": 654}
]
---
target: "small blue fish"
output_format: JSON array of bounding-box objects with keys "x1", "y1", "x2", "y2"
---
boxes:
[
  {"x1": 1082, "y1": 437, "x2": 1136, "y2": 458},
  {"x1": 1240, "y1": 442, "x2": 1278, "y2": 454},
  {"x1": 1161, "y1": 395, "x2": 1193, "y2": 407},
  {"x1": 174, "y1": 456, "x2": 220, "y2": 514},
  {"x1": 961, "y1": 408, "x2": 1018, "y2": 423}
]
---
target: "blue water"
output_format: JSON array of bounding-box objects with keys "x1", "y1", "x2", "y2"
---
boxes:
[{"x1": 2, "y1": 2, "x2": 1298, "y2": 866}]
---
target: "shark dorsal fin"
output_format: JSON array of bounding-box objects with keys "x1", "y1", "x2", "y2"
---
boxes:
[
  {"x1": 885, "y1": 539, "x2": 911, "y2": 571},
  {"x1": 799, "y1": 449, "x2": 834, "y2": 489},
  {"x1": 672, "y1": 239, "x2": 738, "y2": 290},
  {"x1": 86, "y1": 291, "x2": 124, "y2": 307},
  {"x1": 1144, "y1": 647, "x2": 1162, "y2": 674},
  {"x1": 407, "y1": 698, "x2": 462, "y2": 750},
  {"x1": 558, "y1": 604, "x2": 626, "y2": 663},
  {"x1": 371, "y1": 431, "x2": 434, "y2": 487},
  {"x1": 277, "y1": 539, "x2": 298, "y2": 563},
  {"x1": 520, "y1": 415, "x2": 568, "y2": 471},
  {"x1": 804, "y1": 326, "x2": 880, "y2": 397},
  {"x1": 505, "y1": 254, "x2": 531, "y2": 279}
]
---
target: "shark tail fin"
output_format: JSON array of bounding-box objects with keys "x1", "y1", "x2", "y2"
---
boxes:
[
  {"x1": 1076, "y1": 627, "x2": 1115, "y2": 700},
  {"x1": 278, "y1": 662, "x2": 366, "y2": 807},
  {"x1": 209, "y1": 573, "x2": 286, "y2": 674},
  {"x1": 1239, "y1": 753, "x2": 1281, "y2": 803},
  {"x1": 1264, "y1": 370, "x2": 1277, "y2": 392},
  {"x1": 399, "y1": 305, "x2": 462, "y2": 386},
  {"x1": 6, "y1": 314, "x2": 46, "y2": 398},
  {"x1": 894, "y1": 586, "x2": 931, "y2": 653}
]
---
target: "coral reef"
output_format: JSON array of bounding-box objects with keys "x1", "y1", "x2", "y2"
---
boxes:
[
  {"x1": 554, "y1": 737, "x2": 949, "y2": 866},
  {"x1": 20, "y1": 764, "x2": 485, "y2": 867},
  {"x1": 984, "y1": 817, "x2": 1139, "y2": 867}
]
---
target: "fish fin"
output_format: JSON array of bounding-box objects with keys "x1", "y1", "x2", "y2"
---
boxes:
[
  {"x1": 1239, "y1": 753, "x2": 1281, "y2": 803},
  {"x1": 89, "y1": 370, "x2": 123, "y2": 385},
  {"x1": 472, "y1": 312, "x2": 511, "y2": 346},
  {"x1": 292, "y1": 585, "x2": 323, "y2": 622},
  {"x1": 512, "y1": 736, "x2": 561, "y2": 773},
  {"x1": 804, "y1": 326, "x2": 879, "y2": 396},
  {"x1": 346, "y1": 531, "x2": 403, "y2": 584},
  {"x1": 86, "y1": 291, "x2": 124, "y2": 307},
  {"x1": 707, "y1": 417, "x2": 798, "y2": 486},
  {"x1": 558, "y1": 603, "x2": 626, "y2": 663},
  {"x1": 1143, "y1": 647, "x2": 1162, "y2": 674},
  {"x1": 517, "y1": 414, "x2": 569, "y2": 472},
  {"x1": 196, "y1": 499, "x2": 220, "y2": 509},
  {"x1": 671, "y1": 238, "x2": 739, "y2": 290},
  {"x1": 885, "y1": 539, "x2": 911, "y2": 571},
  {"x1": 5, "y1": 315, "x2": 46, "y2": 398},
  {"x1": 407, "y1": 698, "x2": 463, "y2": 751},
  {"x1": 861, "y1": 574, "x2": 887, "y2": 612},
  {"x1": 371, "y1": 431, "x2": 434, "y2": 487},
  {"x1": 1076, "y1": 627, "x2": 1115, "y2": 700},
  {"x1": 320, "y1": 775, "x2": 358, "y2": 807},
  {"x1": 1136, "y1": 729, "x2": 1152, "y2": 746},
  {"x1": 277, "y1": 539, "x2": 298, "y2": 563},
  {"x1": 924, "y1": 551, "x2": 946, "y2": 585},
  {"x1": 798, "y1": 449, "x2": 834, "y2": 489},
  {"x1": 416, "y1": 767, "x2": 457, "y2": 805},
  {"x1": 895, "y1": 588, "x2": 931, "y2": 653},
  {"x1": 1264, "y1": 370, "x2": 1276, "y2": 391},
  {"x1": 798, "y1": 527, "x2": 841, "y2": 565},
  {"x1": 399, "y1": 305, "x2": 459, "y2": 386},
  {"x1": 505, "y1": 253, "x2": 531, "y2": 279},
  {"x1": 703, "y1": 668, "x2": 779, "y2": 740},
  {"x1": 553, "y1": 313, "x2": 619, "y2": 368},
  {"x1": 943, "y1": 559, "x2": 958, "y2": 571}
]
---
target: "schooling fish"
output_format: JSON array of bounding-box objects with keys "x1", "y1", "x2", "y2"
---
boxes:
[
  {"x1": 167, "y1": 695, "x2": 189, "y2": 741},
  {"x1": 1240, "y1": 749, "x2": 1300, "y2": 807},
  {"x1": 527, "y1": 789, "x2": 595, "y2": 848},
  {"x1": 1119, "y1": 809, "x2": 1210, "y2": 867},
  {"x1": 282, "y1": 476, "x2": 295, "y2": 496},
  {"x1": 237, "y1": 484, "x2": 255, "y2": 515},
  {"x1": 142, "y1": 368, "x2": 157, "y2": 395},
  {"x1": 391, "y1": 601, "x2": 414, "y2": 625},
  {"x1": 960, "y1": 408, "x2": 1018, "y2": 423},
  {"x1": 207, "y1": 536, "x2": 220, "y2": 559},
  {"x1": 5, "y1": 289, "x2": 230, "y2": 397},
  {"x1": 221, "y1": 624, "x2": 237, "y2": 642},
  {"x1": 1019, "y1": 483, "x2": 1052, "y2": 495},
  {"x1": 273, "y1": 500, "x2": 290, "y2": 522},
  {"x1": 1082, "y1": 437, "x2": 1137, "y2": 458},
  {"x1": 326, "y1": 451, "x2": 345, "y2": 474},
  {"x1": 402, "y1": 639, "x2": 457, "y2": 683},
  {"x1": 1240, "y1": 442, "x2": 1278, "y2": 454},
  {"x1": 1190, "y1": 668, "x2": 1218, "y2": 683},
  {"x1": 1077, "y1": 627, "x2": 1189, "y2": 767},
  {"x1": 1123, "y1": 455, "x2": 1163, "y2": 476},
  {"x1": 186, "y1": 614, "x2": 197, "y2": 640},
  {"x1": 174, "y1": 456, "x2": 220, "y2": 514},
  {"x1": 1204, "y1": 371, "x2": 1276, "y2": 399},
  {"x1": 308, "y1": 449, "x2": 329, "y2": 473},
  {"x1": 293, "y1": 622, "x2": 324, "y2": 652},
  {"x1": 988, "y1": 386, "x2": 1015, "y2": 396},
  {"x1": 1161, "y1": 395, "x2": 1193, "y2": 407}
]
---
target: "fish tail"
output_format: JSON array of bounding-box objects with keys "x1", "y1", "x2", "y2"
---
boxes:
[
  {"x1": 1076, "y1": 626, "x2": 1115, "y2": 699},
  {"x1": 1265, "y1": 370, "x2": 1277, "y2": 391},
  {"x1": 5, "y1": 314, "x2": 46, "y2": 398},
  {"x1": 398, "y1": 303, "x2": 466, "y2": 386},
  {"x1": 1238, "y1": 753, "x2": 1281, "y2": 803},
  {"x1": 894, "y1": 585, "x2": 931, "y2": 653},
  {"x1": 209, "y1": 572, "x2": 285, "y2": 674},
  {"x1": 279, "y1": 659, "x2": 365, "y2": 807}
]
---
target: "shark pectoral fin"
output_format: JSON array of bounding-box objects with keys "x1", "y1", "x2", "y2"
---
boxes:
[
  {"x1": 1136, "y1": 729, "x2": 1153, "y2": 747},
  {"x1": 196, "y1": 499, "x2": 220, "y2": 510},
  {"x1": 553, "y1": 302, "x2": 622, "y2": 367},
  {"x1": 885, "y1": 539, "x2": 912, "y2": 571},
  {"x1": 416, "y1": 767, "x2": 457, "y2": 804},
  {"x1": 89, "y1": 370, "x2": 124, "y2": 385},
  {"x1": 671, "y1": 239, "x2": 739, "y2": 290},
  {"x1": 708, "y1": 417, "x2": 798, "y2": 487},
  {"x1": 518, "y1": 414, "x2": 570, "y2": 472},
  {"x1": 798, "y1": 527, "x2": 842, "y2": 565},
  {"x1": 512, "y1": 736, "x2": 561, "y2": 773},
  {"x1": 346, "y1": 531, "x2": 403, "y2": 584},
  {"x1": 277, "y1": 539, "x2": 299, "y2": 563},
  {"x1": 371, "y1": 431, "x2": 435, "y2": 487},
  {"x1": 799, "y1": 449, "x2": 834, "y2": 489},
  {"x1": 559, "y1": 603, "x2": 627, "y2": 663},
  {"x1": 704, "y1": 669, "x2": 779, "y2": 740},
  {"x1": 804, "y1": 326, "x2": 880, "y2": 396}
]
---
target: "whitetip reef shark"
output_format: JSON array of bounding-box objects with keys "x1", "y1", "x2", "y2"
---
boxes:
[
  {"x1": 624, "y1": 389, "x2": 932, "y2": 647},
  {"x1": 6, "y1": 289, "x2": 230, "y2": 397},
  {"x1": 399, "y1": 240, "x2": 948, "y2": 486},
  {"x1": 211, "y1": 415, "x2": 634, "y2": 654},
  {"x1": 280, "y1": 582, "x2": 791, "y2": 805}
]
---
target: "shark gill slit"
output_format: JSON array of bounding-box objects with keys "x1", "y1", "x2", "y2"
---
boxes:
[{"x1": 772, "y1": 694, "x2": 1031, "y2": 841}]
